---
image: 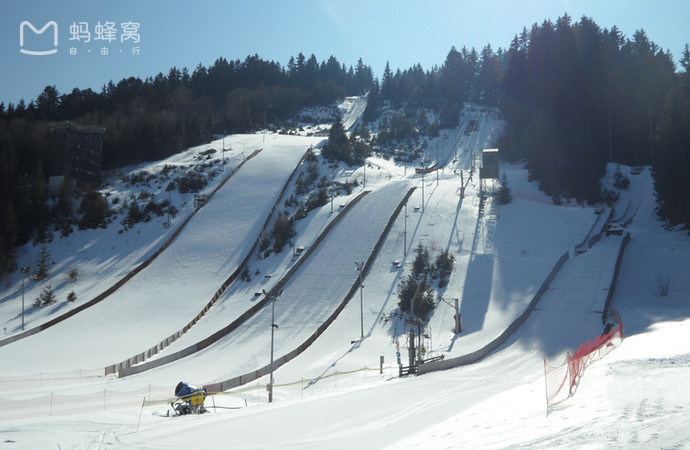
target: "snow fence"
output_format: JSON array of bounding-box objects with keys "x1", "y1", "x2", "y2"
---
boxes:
[
  {"x1": 418, "y1": 226, "x2": 630, "y2": 378},
  {"x1": 544, "y1": 317, "x2": 623, "y2": 410},
  {"x1": 106, "y1": 148, "x2": 310, "y2": 376},
  {"x1": 202, "y1": 187, "x2": 417, "y2": 393},
  {"x1": 0, "y1": 384, "x2": 171, "y2": 420},
  {"x1": 115, "y1": 189, "x2": 371, "y2": 377},
  {"x1": 602, "y1": 232, "x2": 631, "y2": 324}
]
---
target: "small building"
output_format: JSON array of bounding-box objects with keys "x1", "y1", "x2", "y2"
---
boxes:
[
  {"x1": 48, "y1": 121, "x2": 105, "y2": 193},
  {"x1": 479, "y1": 148, "x2": 499, "y2": 195},
  {"x1": 479, "y1": 148, "x2": 499, "y2": 180}
]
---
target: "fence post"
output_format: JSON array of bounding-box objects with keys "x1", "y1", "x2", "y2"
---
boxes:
[
  {"x1": 543, "y1": 359, "x2": 549, "y2": 416},
  {"x1": 137, "y1": 397, "x2": 145, "y2": 432}
]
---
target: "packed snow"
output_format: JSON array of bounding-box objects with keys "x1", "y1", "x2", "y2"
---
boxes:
[{"x1": 0, "y1": 102, "x2": 688, "y2": 449}]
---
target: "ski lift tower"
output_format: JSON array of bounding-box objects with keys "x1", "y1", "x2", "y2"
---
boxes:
[{"x1": 479, "y1": 148, "x2": 499, "y2": 195}]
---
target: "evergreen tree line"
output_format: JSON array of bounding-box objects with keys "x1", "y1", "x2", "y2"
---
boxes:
[
  {"x1": 0, "y1": 53, "x2": 376, "y2": 273},
  {"x1": 364, "y1": 44, "x2": 503, "y2": 127},
  {"x1": 366, "y1": 15, "x2": 688, "y2": 227},
  {"x1": 1, "y1": 53, "x2": 376, "y2": 169},
  {"x1": 497, "y1": 15, "x2": 685, "y2": 218},
  {"x1": 2, "y1": 14, "x2": 689, "y2": 276}
]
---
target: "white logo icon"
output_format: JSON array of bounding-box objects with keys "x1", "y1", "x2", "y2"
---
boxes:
[{"x1": 19, "y1": 21, "x2": 58, "y2": 55}]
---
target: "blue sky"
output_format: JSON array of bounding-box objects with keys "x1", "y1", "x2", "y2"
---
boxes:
[{"x1": 1, "y1": 0, "x2": 688, "y2": 105}]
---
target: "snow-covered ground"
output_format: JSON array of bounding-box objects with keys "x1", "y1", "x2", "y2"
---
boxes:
[
  {"x1": 0, "y1": 103, "x2": 689, "y2": 448},
  {"x1": 339, "y1": 95, "x2": 368, "y2": 131}
]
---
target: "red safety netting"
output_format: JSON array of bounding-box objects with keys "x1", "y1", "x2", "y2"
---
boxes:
[{"x1": 544, "y1": 310, "x2": 623, "y2": 410}]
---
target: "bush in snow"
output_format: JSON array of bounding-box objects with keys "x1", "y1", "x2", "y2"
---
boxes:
[
  {"x1": 654, "y1": 272, "x2": 671, "y2": 297},
  {"x1": 176, "y1": 171, "x2": 207, "y2": 194},
  {"x1": 270, "y1": 211, "x2": 295, "y2": 254},
  {"x1": 613, "y1": 166, "x2": 630, "y2": 190},
  {"x1": 67, "y1": 266, "x2": 79, "y2": 282},
  {"x1": 123, "y1": 200, "x2": 149, "y2": 228},
  {"x1": 34, "y1": 284, "x2": 56, "y2": 307},
  {"x1": 435, "y1": 250, "x2": 455, "y2": 288},
  {"x1": 78, "y1": 190, "x2": 111, "y2": 230}
]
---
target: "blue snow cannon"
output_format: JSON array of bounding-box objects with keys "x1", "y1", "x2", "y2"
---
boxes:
[{"x1": 171, "y1": 381, "x2": 208, "y2": 415}]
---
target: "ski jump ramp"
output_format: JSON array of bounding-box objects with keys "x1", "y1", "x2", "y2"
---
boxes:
[{"x1": 0, "y1": 144, "x2": 311, "y2": 376}]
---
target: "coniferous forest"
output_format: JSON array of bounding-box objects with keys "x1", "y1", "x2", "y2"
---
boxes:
[{"x1": 1, "y1": 14, "x2": 689, "y2": 274}]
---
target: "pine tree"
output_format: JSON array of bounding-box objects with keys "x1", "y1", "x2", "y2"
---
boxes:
[
  {"x1": 36, "y1": 284, "x2": 56, "y2": 306},
  {"x1": 412, "y1": 243, "x2": 431, "y2": 277},
  {"x1": 435, "y1": 250, "x2": 455, "y2": 287},
  {"x1": 323, "y1": 110, "x2": 350, "y2": 163},
  {"x1": 56, "y1": 176, "x2": 74, "y2": 237},
  {"x1": 78, "y1": 190, "x2": 110, "y2": 229},
  {"x1": 498, "y1": 172, "x2": 513, "y2": 205},
  {"x1": 126, "y1": 200, "x2": 144, "y2": 226},
  {"x1": 381, "y1": 62, "x2": 393, "y2": 99},
  {"x1": 397, "y1": 273, "x2": 435, "y2": 319},
  {"x1": 33, "y1": 243, "x2": 51, "y2": 281}
]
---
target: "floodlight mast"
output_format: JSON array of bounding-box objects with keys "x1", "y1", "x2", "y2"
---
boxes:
[
  {"x1": 355, "y1": 261, "x2": 364, "y2": 339},
  {"x1": 20, "y1": 266, "x2": 30, "y2": 330},
  {"x1": 438, "y1": 296, "x2": 461, "y2": 334},
  {"x1": 263, "y1": 288, "x2": 282, "y2": 403}
]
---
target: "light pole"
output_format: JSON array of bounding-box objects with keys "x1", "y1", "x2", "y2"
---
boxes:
[
  {"x1": 20, "y1": 266, "x2": 30, "y2": 330},
  {"x1": 222, "y1": 131, "x2": 226, "y2": 170},
  {"x1": 167, "y1": 189, "x2": 171, "y2": 227},
  {"x1": 436, "y1": 142, "x2": 439, "y2": 186},
  {"x1": 263, "y1": 110, "x2": 267, "y2": 143},
  {"x1": 291, "y1": 211, "x2": 297, "y2": 258},
  {"x1": 421, "y1": 171, "x2": 425, "y2": 213},
  {"x1": 355, "y1": 261, "x2": 364, "y2": 339},
  {"x1": 363, "y1": 159, "x2": 366, "y2": 188},
  {"x1": 454, "y1": 169, "x2": 465, "y2": 198},
  {"x1": 262, "y1": 289, "x2": 281, "y2": 403},
  {"x1": 404, "y1": 201, "x2": 408, "y2": 255},
  {"x1": 438, "y1": 296, "x2": 461, "y2": 333}
]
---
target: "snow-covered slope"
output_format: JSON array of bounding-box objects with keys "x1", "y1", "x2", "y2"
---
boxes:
[
  {"x1": 1, "y1": 103, "x2": 688, "y2": 448},
  {"x1": 0, "y1": 137, "x2": 317, "y2": 374},
  {"x1": 339, "y1": 95, "x2": 368, "y2": 131}
]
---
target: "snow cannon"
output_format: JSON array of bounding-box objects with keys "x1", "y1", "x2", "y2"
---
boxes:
[{"x1": 170, "y1": 381, "x2": 208, "y2": 415}]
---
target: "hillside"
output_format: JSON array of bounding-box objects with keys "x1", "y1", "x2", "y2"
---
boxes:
[{"x1": 0, "y1": 102, "x2": 688, "y2": 448}]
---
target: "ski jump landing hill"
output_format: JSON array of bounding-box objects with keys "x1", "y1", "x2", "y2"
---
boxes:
[
  {"x1": 120, "y1": 182, "x2": 416, "y2": 388},
  {"x1": 0, "y1": 141, "x2": 317, "y2": 376},
  {"x1": 1, "y1": 106, "x2": 629, "y2": 406},
  {"x1": 0, "y1": 150, "x2": 263, "y2": 348}
]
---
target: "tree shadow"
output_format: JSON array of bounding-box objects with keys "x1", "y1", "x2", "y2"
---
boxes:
[{"x1": 459, "y1": 195, "x2": 497, "y2": 335}]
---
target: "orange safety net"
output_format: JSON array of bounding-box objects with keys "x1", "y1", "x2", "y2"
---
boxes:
[{"x1": 545, "y1": 311, "x2": 623, "y2": 410}]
